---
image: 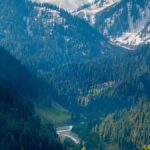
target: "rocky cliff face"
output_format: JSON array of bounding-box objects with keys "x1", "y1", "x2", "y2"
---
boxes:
[{"x1": 74, "y1": 0, "x2": 150, "y2": 49}]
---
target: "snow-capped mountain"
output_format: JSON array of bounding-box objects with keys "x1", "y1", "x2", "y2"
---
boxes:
[
  {"x1": 74, "y1": 0, "x2": 150, "y2": 49},
  {"x1": 31, "y1": 0, "x2": 150, "y2": 49},
  {"x1": 74, "y1": 0, "x2": 120, "y2": 24},
  {"x1": 32, "y1": 0, "x2": 94, "y2": 11},
  {"x1": 0, "y1": 0, "x2": 123, "y2": 73},
  {"x1": 110, "y1": 1, "x2": 150, "y2": 49}
]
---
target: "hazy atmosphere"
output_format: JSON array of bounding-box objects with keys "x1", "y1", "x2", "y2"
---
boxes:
[{"x1": 0, "y1": 0, "x2": 150, "y2": 150}]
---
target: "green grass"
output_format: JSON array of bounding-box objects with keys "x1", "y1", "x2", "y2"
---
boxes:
[
  {"x1": 35, "y1": 101, "x2": 71, "y2": 125},
  {"x1": 144, "y1": 145, "x2": 150, "y2": 150}
]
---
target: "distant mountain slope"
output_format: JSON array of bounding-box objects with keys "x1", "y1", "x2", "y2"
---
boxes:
[
  {"x1": 47, "y1": 44, "x2": 150, "y2": 115},
  {"x1": 0, "y1": 47, "x2": 63, "y2": 150},
  {"x1": 33, "y1": 0, "x2": 93, "y2": 11},
  {"x1": 0, "y1": 0, "x2": 121, "y2": 73},
  {"x1": 75, "y1": 0, "x2": 150, "y2": 49},
  {"x1": 74, "y1": 0, "x2": 120, "y2": 24}
]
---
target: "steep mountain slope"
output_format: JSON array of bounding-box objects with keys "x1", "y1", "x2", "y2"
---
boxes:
[
  {"x1": 33, "y1": 0, "x2": 93, "y2": 11},
  {"x1": 0, "y1": 0, "x2": 120, "y2": 73},
  {"x1": 47, "y1": 44, "x2": 150, "y2": 115},
  {"x1": 74, "y1": 0, "x2": 120, "y2": 24},
  {"x1": 0, "y1": 47, "x2": 63, "y2": 150},
  {"x1": 0, "y1": 47, "x2": 57, "y2": 103},
  {"x1": 98, "y1": 99, "x2": 150, "y2": 150},
  {"x1": 75, "y1": 0, "x2": 150, "y2": 49},
  {"x1": 80, "y1": 99, "x2": 150, "y2": 150}
]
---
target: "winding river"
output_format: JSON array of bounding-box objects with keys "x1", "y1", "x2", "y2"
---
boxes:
[{"x1": 56, "y1": 125, "x2": 80, "y2": 144}]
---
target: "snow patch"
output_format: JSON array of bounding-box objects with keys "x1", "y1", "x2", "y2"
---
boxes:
[
  {"x1": 32, "y1": 0, "x2": 94, "y2": 11},
  {"x1": 34, "y1": 5, "x2": 65, "y2": 27},
  {"x1": 74, "y1": 0, "x2": 121, "y2": 24},
  {"x1": 111, "y1": 2, "x2": 150, "y2": 49}
]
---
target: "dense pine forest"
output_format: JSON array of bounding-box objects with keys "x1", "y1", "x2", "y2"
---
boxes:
[
  {"x1": 47, "y1": 45, "x2": 150, "y2": 114},
  {"x1": 74, "y1": 99, "x2": 150, "y2": 150},
  {"x1": 0, "y1": 0, "x2": 150, "y2": 150},
  {"x1": 0, "y1": 47, "x2": 63, "y2": 150}
]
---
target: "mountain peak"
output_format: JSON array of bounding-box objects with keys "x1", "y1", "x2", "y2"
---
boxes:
[
  {"x1": 74, "y1": 0, "x2": 150, "y2": 49},
  {"x1": 74, "y1": 0, "x2": 121, "y2": 24},
  {"x1": 31, "y1": 0, "x2": 94, "y2": 11}
]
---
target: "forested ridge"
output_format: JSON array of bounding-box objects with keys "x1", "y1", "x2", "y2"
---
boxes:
[
  {"x1": 0, "y1": 47, "x2": 63, "y2": 150},
  {"x1": 0, "y1": 0, "x2": 123, "y2": 72},
  {"x1": 46, "y1": 44, "x2": 150, "y2": 149},
  {"x1": 82, "y1": 99, "x2": 150, "y2": 150},
  {"x1": 0, "y1": 41, "x2": 150, "y2": 150},
  {"x1": 0, "y1": 0, "x2": 150, "y2": 149},
  {"x1": 47, "y1": 45, "x2": 150, "y2": 113}
]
